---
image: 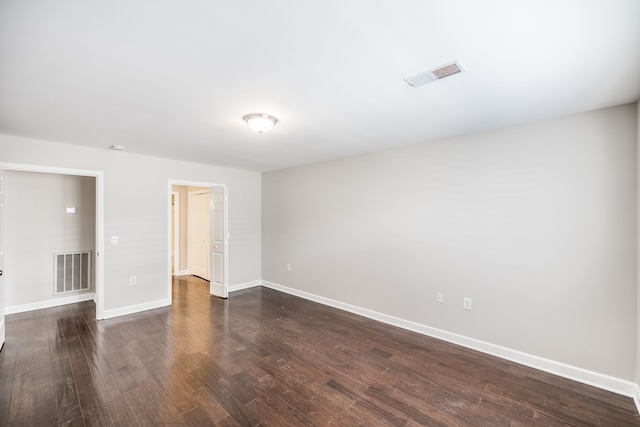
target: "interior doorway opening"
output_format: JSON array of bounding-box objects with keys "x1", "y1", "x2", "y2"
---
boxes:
[
  {"x1": 168, "y1": 180, "x2": 228, "y2": 301},
  {"x1": 0, "y1": 163, "x2": 104, "y2": 325}
]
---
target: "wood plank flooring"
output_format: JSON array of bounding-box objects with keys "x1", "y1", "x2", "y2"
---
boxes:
[{"x1": 0, "y1": 275, "x2": 638, "y2": 426}]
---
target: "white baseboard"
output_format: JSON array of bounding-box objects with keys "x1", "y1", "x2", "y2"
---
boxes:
[
  {"x1": 229, "y1": 280, "x2": 261, "y2": 293},
  {"x1": 261, "y1": 280, "x2": 639, "y2": 402},
  {"x1": 173, "y1": 270, "x2": 190, "y2": 276},
  {"x1": 102, "y1": 298, "x2": 170, "y2": 320},
  {"x1": 101, "y1": 278, "x2": 260, "y2": 319},
  {"x1": 6, "y1": 293, "x2": 96, "y2": 315}
]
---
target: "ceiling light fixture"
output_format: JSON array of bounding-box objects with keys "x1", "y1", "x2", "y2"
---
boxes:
[{"x1": 243, "y1": 113, "x2": 278, "y2": 134}]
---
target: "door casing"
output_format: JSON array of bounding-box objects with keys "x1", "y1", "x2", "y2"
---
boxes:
[
  {"x1": 0, "y1": 168, "x2": 5, "y2": 349},
  {"x1": 171, "y1": 191, "x2": 180, "y2": 275}
]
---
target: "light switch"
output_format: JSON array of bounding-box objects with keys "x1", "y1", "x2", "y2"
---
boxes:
[
  {"x1": 66, "y1": 207, "x2": 77, "y2": 214},
  {"x1": 111, "y1": 236, "x2": 118, "y2": 245}
]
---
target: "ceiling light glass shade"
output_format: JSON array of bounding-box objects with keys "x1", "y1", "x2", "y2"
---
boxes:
[{"x1": 243, "y1": 113, "x2": 278, "y2": 133}]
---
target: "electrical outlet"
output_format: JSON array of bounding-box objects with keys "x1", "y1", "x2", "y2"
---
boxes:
[
  {"x1": 286, "y1": 264, "x2": 291, "y2": 272},
  {"x1": 111, "y1": 236, "x2": 118, "y2": 245},
  {"x1": 436, "y1": 292, "x2": 444, "y2": 304},
  {"x1": 129, "y1": 276, "x2": 137, "y2": 285},
  {"x1": 464, "y1": 297, "x2": 472, "y2": 310}
]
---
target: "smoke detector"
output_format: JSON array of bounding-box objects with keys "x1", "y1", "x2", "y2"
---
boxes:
[{"x1": 404, "y1": 60, "x2": 465, "y2": 88}]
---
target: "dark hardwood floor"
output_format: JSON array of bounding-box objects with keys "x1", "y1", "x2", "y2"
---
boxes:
[{"x1": 0, "y1": 276, "x2": 638, "y2": 426}]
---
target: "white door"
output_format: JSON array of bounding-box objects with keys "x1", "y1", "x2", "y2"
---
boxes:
[
  {"x1": 0, "y1": 169, "x2": 5, "y2": 349},
  {"x1": 210, "y1": 186, "x2": 228, "y2": 298},
  {"x1": 188, "y1": 190, "x2": 210, "y2": 280}
]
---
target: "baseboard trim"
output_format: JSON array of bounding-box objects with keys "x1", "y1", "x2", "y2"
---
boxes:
[
  {"x1": 173, "y1": 270, "x2": 190, "y2": 276},
  {"x1": 6, "y1": 293, "x2": 96, "y2": 315},
  {"x1": 261, "y1": 280, "x2": 639, "y2": 401},
  {"x1": 229, "y1": 280, "x2": 261, "y2": 293},
  {"x1": 100, "y1": 279, "x2": 261, "y2": 320},
  {"x1": 633, "y1": 384, "x2": 640, "y2": 415},
  {"x1": 102, "y1": 298, "x2": 171, "y2": 320}
]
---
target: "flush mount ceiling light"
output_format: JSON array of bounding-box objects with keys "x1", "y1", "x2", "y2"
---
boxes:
[{"x1": 243, "y1": 113, "x2": 278, "y2": 134}]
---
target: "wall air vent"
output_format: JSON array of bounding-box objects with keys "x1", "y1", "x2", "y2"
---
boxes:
[
  {"x1": 55, "y1": 251, "x2": 91, "y2": 294},
  {"x1": 403, "y1": 60, "x2": 465, "y2": 88}
]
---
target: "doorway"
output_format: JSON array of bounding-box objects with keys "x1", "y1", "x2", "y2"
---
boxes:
[
  {"x1": 0, "y1": 162, "x2": 104, "y2": 322},
  {"x1": 168, "y1": 180, "x2": 228, "y2": 300}
]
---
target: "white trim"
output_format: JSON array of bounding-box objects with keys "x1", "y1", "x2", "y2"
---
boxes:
[
  {"x1": 0, "y1": 162, "x2": 105, "y2": 320},
  {"x1": 633, "y1": 385, "x2": 640, "y2": 415},
  {"x1": 6, "y1": 292, "x2": 95, "y2": 315},
  {"x1": 102, "y1": 298, "x2": 170, "y2": 319},
  {"x1": 0, "y1": 163, "x2": 100, "y2": 177},
  {"x1": 174, "y1": 269, "x2": 190, "y2": 276},
  {"x1": 167, "y1": 183, "x2": 173, "y2": 303},
  {"x1": 95, "y1": 171, "x2": 104, "y2": 319},
  {"x1": 229, "y1": 280, "x2": 261, "y2": 293},
  {"x1": 261, "y1": 280, "x2": 639, "y2": 400},
  {"x1": 219, "y1": 185, "x2": 229, "y2": 298},
  {"x1": 171, "y1": 191, "x2": 180, "y2": 276},
  {"x1": 1, "y1": 169, "x2": 5, "y2": 349}
]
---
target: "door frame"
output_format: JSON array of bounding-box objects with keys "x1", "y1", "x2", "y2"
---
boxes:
[
  {"x1": 168, "y1": 180, "x2": 228, "y2": 301},
  {"x1": 171, "y1": 191, "x2": 180, "y2": 275},
  {"x1": 0, "y1": 162, "x2": 105, "y2": 320},
  {"x1": 0, "y1": 168, "x2": 4, "y2": 349}
]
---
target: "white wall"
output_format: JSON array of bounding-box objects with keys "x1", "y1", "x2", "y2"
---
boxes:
[
  {"x1": 4, "y1": 171, "x2": 95, "y2": 307},
  {"x1": 0, "y1": 134, "x2": 261, "y2": 314},
  {"x1": 262, "y1": 104, "x2": 638, "y2": 380}
]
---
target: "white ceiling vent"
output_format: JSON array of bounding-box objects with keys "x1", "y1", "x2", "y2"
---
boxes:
[{"x1": 404, "y1": 60, "x2": 465, "y2": 88}]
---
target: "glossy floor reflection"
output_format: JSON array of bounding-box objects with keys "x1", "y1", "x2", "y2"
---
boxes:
[{"x1": 0, "y1": 276, "x2": 638, "y2": 425}]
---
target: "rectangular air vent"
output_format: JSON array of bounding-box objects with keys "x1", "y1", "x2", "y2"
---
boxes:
[
  {"x1": 404, "y1": 60, "x2": 464, "y2": 88},
  {"x1": 55, "y1": 251, "x2": 91, "y2": 294}
]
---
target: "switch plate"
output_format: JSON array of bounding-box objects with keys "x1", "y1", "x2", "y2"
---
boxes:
[
  {"x1": 464, "y1": 298, "x2": 472, "y2": 310},
  {"x1": 286, "y1": 264, "x2": 291, "y2": 272},
  {"x1": 436, "y1": 292, "x2": 444, "y2": 304},
  {"x1": 111, "y1": 236, "x2": 118, "y2": 245},
  {"x1": 129, "y1": 276, "x2": 136, "y2": 285}
]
